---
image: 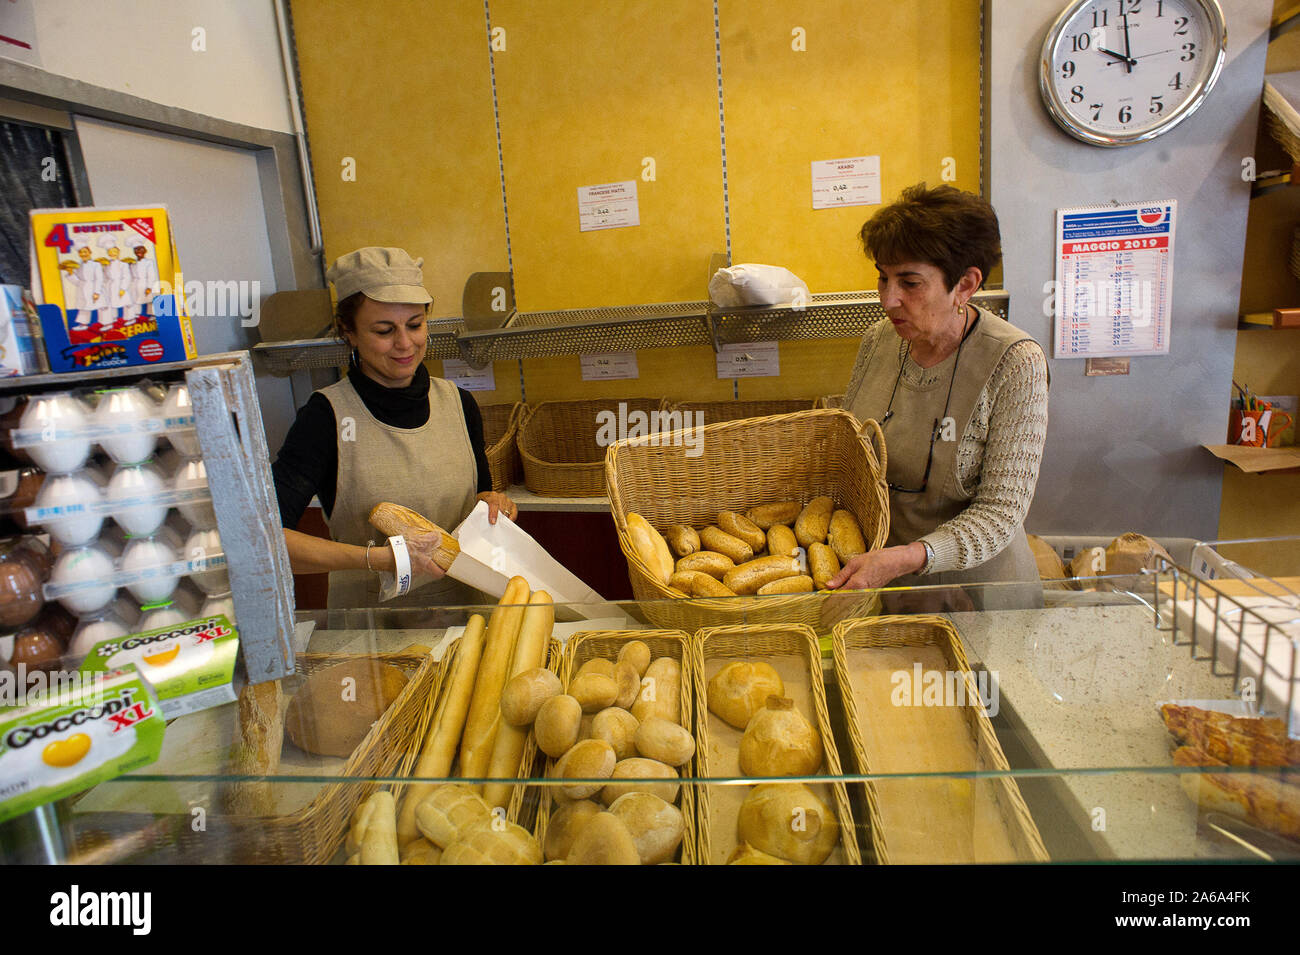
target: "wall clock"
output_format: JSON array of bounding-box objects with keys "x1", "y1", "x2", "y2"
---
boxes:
[{"x1": 1040, "y1": 0, "x2": 1227, "y2": 146}]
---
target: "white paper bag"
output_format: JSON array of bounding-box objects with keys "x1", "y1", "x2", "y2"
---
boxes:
[{"x1": 709, "y1": 263, "x2": 811, "y2": 307}]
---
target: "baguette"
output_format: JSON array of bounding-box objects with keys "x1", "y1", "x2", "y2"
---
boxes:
[
  {"x1": 676, "y1": 551, "x2": 735, "y2": 579},
  {"x1": 627, "y1": 514, "x2": 674, "y2": 584},
  {"x1": 699, "y1": 526, "x2": 753, "y2": 565},
  {"x1": 746, "y1": 501, "x2": 801, "y2": 529},
  {"x1": 758, "y1": 574, "x2": 814, "y2": 595},
  {"x1": 224, "y1": 678, "x2": 283, "y2": 816},
  {"x1": 368, "y1": 502, "x2": 459, "y2": 572},
  {"x1": 723, "y1": 555, "x2": 801, "y2": 595},
  {"x1": 766, "y1": 524, "x2": 798, "y2": 559},
  {"x1": 808, "y1": 542, "x2": 840, "y2": 589},
  {"x1": 483, "y1": 591, "x2": 555, "y2": 808},
  {"x1": 718, "y1": 511, "x2": 766, "y2": 551},
  {"x1": 358, "y1": 790, "x2": 400, "y2": 865},
  {"x1": 457, "y1": 577, "x2": 530, "y2": 782},
  {"x1": 396, "y1": 614, "x2": 487, "y2": 844},
  {"x1": 665, "y1": 524, "x2": 700, "y2": 558},
  {"x1": 795, "y1": 496, "x2": 834, "y2": 548},
  {"x1": 828, "y1": 509, "x2": 867, "y2": 563}
]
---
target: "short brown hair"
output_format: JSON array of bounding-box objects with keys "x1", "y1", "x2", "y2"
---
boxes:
[{"x1": 859, "y1": 183, "x2": 1001, "y2": 291}]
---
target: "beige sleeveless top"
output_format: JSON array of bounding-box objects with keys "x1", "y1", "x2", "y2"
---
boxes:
[{"x1": 320, "y1": 374, "x2": 479, "y2": 609}]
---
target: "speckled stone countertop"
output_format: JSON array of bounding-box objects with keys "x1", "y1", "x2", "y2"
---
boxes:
[{"x1": 945, "y1": 602, "x2": 1247, "y2": 860}]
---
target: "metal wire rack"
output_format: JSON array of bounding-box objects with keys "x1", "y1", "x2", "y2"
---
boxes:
[{"x1": 251, "y1": 319, "x2": 464, "y2": 375}]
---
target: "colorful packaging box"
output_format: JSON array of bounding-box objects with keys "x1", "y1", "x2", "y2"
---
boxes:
[
  {"x1": 0, "y1": 666, "x2": 164, "y2": 824},
  {"x1": 28, "y1": 206, "x2": 198, "y2": 371},
  {"x1": 0, "y1": 285, "x2": 46, "y2": 376},
  {"x1": 77, "y1": 614, "x2": 240, "y2": 719}
]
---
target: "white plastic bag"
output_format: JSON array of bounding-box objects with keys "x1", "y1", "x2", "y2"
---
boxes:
[{"x1": 709, "y1": 263, "x2": 811, "y2": 307}]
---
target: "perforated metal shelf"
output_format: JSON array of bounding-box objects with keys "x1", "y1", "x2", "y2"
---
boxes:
[{"x1": 251, "y1": 319, "x2": 464, "y2": 375}]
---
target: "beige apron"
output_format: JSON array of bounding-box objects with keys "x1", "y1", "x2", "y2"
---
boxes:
[
  {"x1": 321, "y1": 374, "x2": 480, "y2": 610},
  {"x1": 846, "y1": 306, "x2": 1042, "y2": 610}
]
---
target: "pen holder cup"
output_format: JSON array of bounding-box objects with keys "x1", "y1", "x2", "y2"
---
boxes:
[{"x1": 1228, "y1": 408, "x2": 1293, "y2": 448}]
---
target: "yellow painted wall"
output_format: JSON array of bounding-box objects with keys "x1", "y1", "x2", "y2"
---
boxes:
[{"x1": 291, "y1": 0, "x2": 982, "y2": 405}]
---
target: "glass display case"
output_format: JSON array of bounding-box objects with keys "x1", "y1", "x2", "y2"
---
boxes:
[{"x1": 4, "y1": 544, "x2": 1295, "y2": 866}]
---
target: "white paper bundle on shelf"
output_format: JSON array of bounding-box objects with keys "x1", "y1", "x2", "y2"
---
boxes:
[{"x1": 708, "y1": 264, "x2": 811, "y2": 308}]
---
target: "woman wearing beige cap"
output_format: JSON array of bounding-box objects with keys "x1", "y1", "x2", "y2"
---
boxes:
[{"x1": 273, "y1": 247, "x2": 516, "y2": 608}]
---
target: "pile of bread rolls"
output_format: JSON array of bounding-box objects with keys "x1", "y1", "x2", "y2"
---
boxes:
[
  {"x1": 707, "y1": 661, "x2": 839, "y2": 865},
  {"x1": 344, "y1": 575, "x2": 554, "y2": 864},
  {"x1": 627, "y1": 498, "x2": 866, "y2": 598},
  {"x1": 537, "y1": 639, "x2": 692, "y2": 864}
]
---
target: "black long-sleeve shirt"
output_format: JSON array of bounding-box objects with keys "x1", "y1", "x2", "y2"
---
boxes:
[{"x1": 273, "y1": 364, "x2": 491, "y2": 528}]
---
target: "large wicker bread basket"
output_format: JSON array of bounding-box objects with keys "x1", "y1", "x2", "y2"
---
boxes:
[{"x1": 605, "y1": 408, "x2": 890, "y2": 632}]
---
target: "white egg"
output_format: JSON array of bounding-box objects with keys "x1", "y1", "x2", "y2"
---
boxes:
[
  {"x1": 50, "y1": 545, "x2": 116, "y2": 615},
  {"x1": 172, "y1": 458, "x2": 216, "y2": 529},
  {"x1": 200, "y1": 592, "x2": 236, "y2": 624},
  {"x1": 137, "y1": 604, "x2": 187, "y2": 632},
  {"x1": 106, "y1": 462, "x2": 169, "y2": 536},
  {"x1": 183, "y1": 527, "x2": 229, "y2": 595},
  {"x1": 19, "y1": 393, "x2": 92, "y2": 474},
  {"x1": 161, "y1": 383, "x2": 201, "y2": 457},
  {"x1": 34, "y1": 471, "x2": 104, "y2": 546},
  {"x1": 121, "y1": 536, "x2": 180, "y2": 604},
  {"x1": 92, "y1": 386, "x2": 159, "y2": 465},
  {"x1": 68, "y1": 611, "x2": 130, "y2": 661}
]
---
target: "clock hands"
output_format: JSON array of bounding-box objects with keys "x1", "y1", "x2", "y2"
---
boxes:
[
  {"x1": 1098, "y1": 46, "x2": 1137, "y2": 67},
  {"x1": 1120, "y1": 12, "x2": 1134, "y2": 74}
]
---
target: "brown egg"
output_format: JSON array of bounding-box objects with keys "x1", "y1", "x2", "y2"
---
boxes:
[
  {"x1": 13, "y1": 535, "x2": 52, "y2": 580},
  {"x1": 35, "y1": 602, "x2": 76, "y2": 644},
  {"x1": 0, "y1": 556, "x2": 43, "y2": 629},
  {"x1": 0, "y1": 469, "x2": 44, "y2": 529},
  {"x1": 10, "y1": 626, "x2": 65, "y2": 672}
]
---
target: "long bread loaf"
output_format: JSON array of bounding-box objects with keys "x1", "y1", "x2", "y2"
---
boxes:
[{"x1": 457, "y1": 576, "x2": 530, "y2": 782}]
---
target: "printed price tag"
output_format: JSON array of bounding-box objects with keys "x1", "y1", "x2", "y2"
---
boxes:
[
  {"x1": 578, "y1": 180, "x2": 640, "y2": 232},
  {"x1": 442, "y1": 358, "x2": 496, "y2": 391},
  {"x1": 716, "y1": 341, "x2": 780, "y2": 379},
  {"x1": 811, "y1": 156, "x2": 881, "y2": 210},
  {"x1": 580, "y1": 351, "x2": 639, "y2": 381}
]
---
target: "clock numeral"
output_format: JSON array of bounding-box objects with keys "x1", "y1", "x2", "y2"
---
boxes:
[
  {"x1": 1156, "y1": 0, "x2": 1165, "y2": 15},
  {"x1": 1181, "y1": 42, "x2": 1196, "y2": 61},
  {"x1": 1093, "y1": 9, "x2": 1109, "y2": 27},
  {"x1": 1118, "y1": 105, "x2": 1132, "y2": 123},
  {"x1": 1091, "y1": 103, "x2": 1104, "y2": 122},
  {"x1": 1071, "y1": 85, "x2": 1085, "y2": 103},
  {"x1": 1070, "y1": 32, "x2": 1091, "y2": 51},
  {"x1": 1117, "y1": 0, "x2": 1140, "y2": 15},
  {"x1": 1168, "y1": 71, "x2": 1183, "y2": 90},
  {"x1": 1149, "y1": 95, "x2": 1164, "y2": 114},
  {"x1": 1060, "y1": 60, "x2": 1076, "y2": 78},
  {"x1": 1174, "y1": 16, "x2": 1189, "y2": 35}
]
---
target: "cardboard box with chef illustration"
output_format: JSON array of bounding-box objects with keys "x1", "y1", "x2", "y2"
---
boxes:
[
  {"x1": 28, "y1": 206, "x2": 198, "y2": 372},
  {"x1": 78, "y1": 614, "x2": 240, "y2": 719},
  {"x1": 0, "y1": 666, "x2": 164, "y2": 824}
]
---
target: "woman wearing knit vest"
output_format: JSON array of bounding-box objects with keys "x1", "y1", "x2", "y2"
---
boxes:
[
  {"x1": 273, "y1": 247, "x2": 516, "y2": 609},
  {"x1": 832, "y1": 185, "x2": 1049, "y2": 609}
]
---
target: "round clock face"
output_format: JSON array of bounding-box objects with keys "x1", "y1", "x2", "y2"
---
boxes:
[{"x1": 1040, "y1": 0, "x2": 1227, "y2": 146}]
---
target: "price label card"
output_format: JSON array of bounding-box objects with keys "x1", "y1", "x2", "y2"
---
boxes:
[
  {"x1": 580, "y1": 351, "x2": 639, "y2": 381},
  {"x1": 811, "y1": 156, "x2": 881, "y2": 210},
  {"x1": 716, "y1": 341, "x2": 780, "y2": 379},
  {"x1": 577, "y1": 180, "x2": 640, "y2": 232},
  {"x1": 442, "y1": 358, "x2": 496, "y2": 391}
]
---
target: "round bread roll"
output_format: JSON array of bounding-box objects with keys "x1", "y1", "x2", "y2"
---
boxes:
[
  {"x1": 565, "y1": 811, "x2": 640, "y2": 865},
  {"x1": 633, "y1": 717, "x2": 695, "y2": 767},
  {"x1": 707, "y1": 661, "x2": 784, "y2": 730},
  {"x1": 739, "y1": 697, "x2": 823, "y2": 777},
  {"x1": 631, "y1": 657, "x2": 681, "y2": 724},
  {"x1": 736, "y1": 783, "x2": 838, "y2": 865},
  {"x1": 441, "y1": 820, "x2": 542, "y2": 865},
  {"x1": 608, "y1": 792, "x2": 684, "y2": 865},
  {"x1": 617, "y1": 640, "x2": 652, "y2": 677},
  {"x1": 613, "y1": 660, "x2": 640, "y2": 709},
  {"x1": 600, "y1": 757, "x2": 679, "y2": 806},
  {"x1": 534, "y1": 694, "x2": 583, "y2": 758},
  {"x1": 500, "y1": 667, "x2": 562, "y2": 727},
  {"x1": 544, "y1": 799, "x2": 603, "y2": 861},
  {"x1": 399, "y1": 839, "x2": 442, "y2": 865},
  {"x1": 590, "y1": 707, "x2": 639, "y2": 760},
  {"x1": 285, "y1": 659, "x2": 408, "y2": 757},
  {"x1": 413, "y1": 784, "x2": 491, "y2": 849},
  {"x1": 575, "y1": 658, "x2": 616, "y2": 680},
  {"x1": 727, "y1": 842, "x2": 792, "y2": 865},
  {"x1": 569, "y1": 672, "x2": 619, "y2": 713},
  {"x1": 554, "y1": 739, "x2": 617, "y2": 799}
]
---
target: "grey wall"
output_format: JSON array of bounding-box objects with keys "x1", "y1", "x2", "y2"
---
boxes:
[{"x1": 989, "y1": 0, "x2": 1272, "y2": 540}]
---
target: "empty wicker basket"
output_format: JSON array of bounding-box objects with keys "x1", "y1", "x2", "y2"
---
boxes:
[
  {"x1": 518, "y1": 398, "x2": 665, "y2": 496},
  {"x1": 479, "y1": 401, "x2": 524, "y2": 492}
]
